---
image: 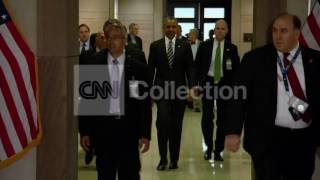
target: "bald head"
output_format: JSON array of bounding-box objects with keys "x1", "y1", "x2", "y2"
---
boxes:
[
  {"x1": 272, "y1": 13, "x2": 301, "y2": 52},
  {"x1": 214, "y1": 19, "x2": 229, "y2": 41}
]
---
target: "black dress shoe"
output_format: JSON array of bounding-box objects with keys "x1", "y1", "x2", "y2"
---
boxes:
[
  {"x1": 168, "y1": 162, "x2": 178, "y2": 169},
  {"x1": 156, "y1": 162, "x2": 167, "y2": 171},
  {"x1": 204, "y1": 150, "x2": 212, "y2": 160},
  {"x1": 214, "y1": 153, "x2": 224, "y2": 162},
  {"x1": 85, "y1": 150, "x2": 94, "y2": 165}
]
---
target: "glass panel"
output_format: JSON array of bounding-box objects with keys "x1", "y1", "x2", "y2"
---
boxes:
[
  {"x1": 204, "y1": 8, "x2": 225, "y2": 18},
  {"x1": 174, "y1": 8, "x2": 195, "y2": 18},
  {"x1": 204, "y1": 23, "x2": 215, "y2": 41},
  {"x1": 178, "y1": 23, "x2": 195, "y2": 38}
]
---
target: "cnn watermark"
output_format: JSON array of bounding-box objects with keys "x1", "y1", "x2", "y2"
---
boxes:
[{"x1": 74, "y1": 65, "x2": 247, "y2": 116}]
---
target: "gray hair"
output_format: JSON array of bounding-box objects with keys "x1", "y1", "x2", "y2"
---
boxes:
[
  {"x1": 189, "y1": 28, "x2": 199, "y2": 37},
  {"x1": 102, "y1": 18, "x2": 127, "y2": 38}
]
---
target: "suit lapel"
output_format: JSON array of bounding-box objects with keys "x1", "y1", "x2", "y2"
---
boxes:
[{"x1": 160, "y1": 38, "x2": 170, "y2": 67}]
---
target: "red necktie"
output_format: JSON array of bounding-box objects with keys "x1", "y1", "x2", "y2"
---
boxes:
[{"x1": 283, "y1": 53, "x2": 311, "y2": 123}]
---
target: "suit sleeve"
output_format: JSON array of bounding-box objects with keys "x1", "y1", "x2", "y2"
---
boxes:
[
  {"x1": 147, "y1": 43, "x2": 156, "y2": 86},
  {"x1": 138, "y1": 54, "x2": 152, "y2": 140},
  {"x1": 194, "y1": 42, "x2": 204, "y2": 85},
  {"x1": 184, "y1": 42, "x2": 196, "y2": 88},
  {"x1": 224, "y1": 52, "x2": 253, "y2": 136}
]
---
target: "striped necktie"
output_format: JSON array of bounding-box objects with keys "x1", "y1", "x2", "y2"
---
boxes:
[{"x1": 167, "y1": 40, "x2": 174, "y2": 68}]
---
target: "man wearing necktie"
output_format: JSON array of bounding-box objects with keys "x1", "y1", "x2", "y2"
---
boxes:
[
  {"x1": 194, "y1": 19, "x2": 240, "y2": 161},
  {"x1": 224, "y1": 13, "x2": 320, "y2": 180},
  {"x1": 79, "y1": 24, "x2": 93, "y2": 55},
  {"x1": 148, "y1": 17, "x2": 195, "y2": 170},
  {"x1": 79, "y1": 19, "x2": 152, "y2": 180}
]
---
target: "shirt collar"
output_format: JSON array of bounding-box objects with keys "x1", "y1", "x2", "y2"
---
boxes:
[
  {"x1": 108, "y1": 49, "x2": 126, "y2": 65},
  {"x1": 277, "y1": 42, "x2": 300, "y2": 60},
  {"x1": 214, "y1": 38, "x2": 224, "y2": 45},
  {"x1": 165, "y1": 36, "x2": 176, "y2": 45}
]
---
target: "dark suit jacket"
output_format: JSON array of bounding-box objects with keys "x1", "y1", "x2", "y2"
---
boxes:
[
  {"x1": 148, "y1": 38, "x2": 195, "y2": 89},
  {"x1": 78, "y1": 47, "x2": 152, "y2": 151},
  {"x1": 195, "y1": 39, "x2": 240, "y2": 86},
  {"x1": 127, "y1": 34, "x2": 143, "y2": 51},
  {"x1": 225, "y1": 44, "x2": 320, "y2": 156}
]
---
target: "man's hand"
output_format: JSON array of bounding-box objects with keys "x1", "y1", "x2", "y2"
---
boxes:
[
  {"x1": 225, "y1": 134, "x2": 241, "y2": 152},
  {"x1": 139, "y1": 138, "x2": 150, "y2": 153},
  {"x1": 190, "y1": 86, "x2": 201, "y2": 97},
  {"x1": 80, "y1": 135, "x2": 91, "y2": 152}
]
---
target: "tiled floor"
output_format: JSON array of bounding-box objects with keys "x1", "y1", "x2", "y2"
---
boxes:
[{"x1": 78, "y1": 107, "x2": 252, "y2": 180}]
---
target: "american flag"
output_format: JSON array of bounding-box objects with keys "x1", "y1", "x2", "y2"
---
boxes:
[
  {"x1": 0, "y1": 1, "x2": 41, "y2": 169},
  {"x1": 299, "y1": 0, "x2": 320, "y2": 51}
]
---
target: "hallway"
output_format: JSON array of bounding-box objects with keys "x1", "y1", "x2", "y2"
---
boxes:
[{"x1": 78, "y1": 107, "x2": 252, "y2": 180}]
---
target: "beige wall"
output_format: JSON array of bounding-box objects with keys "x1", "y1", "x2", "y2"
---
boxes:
[
  {"x1": 79, "y1": 0, "x2": 110, "y2": 34},
  {"x1": 231, "y1": 0, "x2": 254, "y2": 58},
  {"x1": 118, "y1": 0, "x2": 155, "y2": 56},
  {"x1": 0, "y1": 0, "x2": 37, "y2": 180}
]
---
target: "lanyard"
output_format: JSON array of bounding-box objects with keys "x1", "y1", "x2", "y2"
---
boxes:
[{"x1": 277, "y1": 48, "x2": 301, "y2": 93}]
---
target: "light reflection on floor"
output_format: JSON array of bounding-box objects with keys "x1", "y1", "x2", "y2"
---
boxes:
[{"x1": 78, "y1": 107, "x2": 252, "y2": 180}]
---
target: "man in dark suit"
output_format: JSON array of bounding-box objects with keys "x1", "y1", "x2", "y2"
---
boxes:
[
  {"x1": 195, "y1": 19, "x2": 240, "y2": 162},
  {"x1": 79, "y1": 23, "x2": 96, "y2": 165},
  {"x1": 225, "y1": 13, "x2": 320, "y2": 180},
  {"x1": 79, "y1": 24, "x2": 94, "y2": 55},
  {"x1": 127, "y1": 23, "x2": 143, "y2": 51},
  {"x1": 79, "y1": 19, "x2": 152, "y2": 180},
  {"x1": 148, "y1": 17, "x2": 195, "y2": 170},
  {"x1": 176, "y1": 25, "x2": 187, "y2": 41}
]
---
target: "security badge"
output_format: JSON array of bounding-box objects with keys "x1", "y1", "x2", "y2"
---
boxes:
[
  {"x1": 225, "y1": 49, "x2": 233, "y2": 70},
  {"x1": 287, "y1": 95, "x2": 309, "y2": 121}
]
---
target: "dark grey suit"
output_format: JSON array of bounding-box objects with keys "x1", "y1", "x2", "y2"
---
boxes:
[{"x1": 148, "y1": 37, "x2": 195, "y2": 164}]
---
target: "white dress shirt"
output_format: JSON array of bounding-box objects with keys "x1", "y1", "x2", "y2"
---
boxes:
[
  {"x1": 207, "y1": 39, "x2": 225, "y2": 77},
  {"x1": 165, "y1": 36, "x2": 176, "y2": 55},
  {"x1": 275, "y1": 43, "x2": 310, "y2": 129},
  {"x1": 107, "y1": 50, "x2": 125, "y2": 114},
  {"x1": 191, "y1": 39, "x2": 201, "y2": 61},
  {"x1": 79, "y1": 40, "x2": 90, "y2": 53}
]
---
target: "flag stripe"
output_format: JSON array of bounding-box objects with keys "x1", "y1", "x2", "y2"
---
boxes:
[
  {"x1": 0, "y1": 114, "x2": 15, "y2": 158},
  {"x1": 0, "y1": 89, "x2": 23, "y2": 153},
  {"x1": 0, "y1": 54, "x2": 31, "y2": 146},
  {"x1": 299, "y1": 33, "x2": 308, "y2": 47},
  {"x1": 0, "y1": 68, "x2": 28, "y2": 149},
  {"x1": 0, "y1": 25, "x2": 38, "y2": 131},
  {"x1": 0, "y1": 136, "x2": 9, "y2": 160},
  {"x1": 0, "y1": 35, "x2": 36, "y2": 140},
  {"x1": 312, "y1": 1, "x2": 320, "y2": 26},
  {"x1": 307, "y1": 14, "x2": 320, "y2": 46},
  {"x1": 301, "y1": 23, "x2": 320, "y2": 51},
  {"x1": 6, "y1": 21, "x2": 37, "y2": 97}
]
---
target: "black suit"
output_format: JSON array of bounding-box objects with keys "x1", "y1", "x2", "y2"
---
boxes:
[
  {"x1": 225, "y1": 44, "x2": 320, "y2": 180},
  {"x1": 195, "y1": 39, "x2": 240, "y2": 156},
  {"x1": 79, "y1": 47, "x2": 152, "y2": 180},
  {"x1": 148, "y1": 37, "x2": 195, "y2": 165},
  {"x1": 127, "y1": 34, "x2": 143, "y2": 51}
]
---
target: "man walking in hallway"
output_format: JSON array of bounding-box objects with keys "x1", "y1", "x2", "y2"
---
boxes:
[
  {"x1": 79, "y1": 19, "x2": 152, "y2": 180},
  {"x1": 148, "y1": 17, "x2": 195, "y2": 170},
  {"x1": 195, "y1": 19, "x2": 240, "y2": 161},
  {"x1": 225, "y1": 13, "x2": 320, "y2": 180}
]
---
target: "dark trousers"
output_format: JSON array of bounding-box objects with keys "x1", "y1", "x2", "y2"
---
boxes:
[
  {"x1": 251, "y1": 126, "x2": 316, "y2": 180},
  {"x1": 156, "y1": 99, "x2": 186, "y2": 163},
  {"x1": 201, "y1": 76, "x2": 226, "y2": 154},
  {"x1": 96, "y1": 147, "x2": 140, "y2": 180},
  {"x1": 94, "y1": 118, "x2": 141, "y2": 180}
]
